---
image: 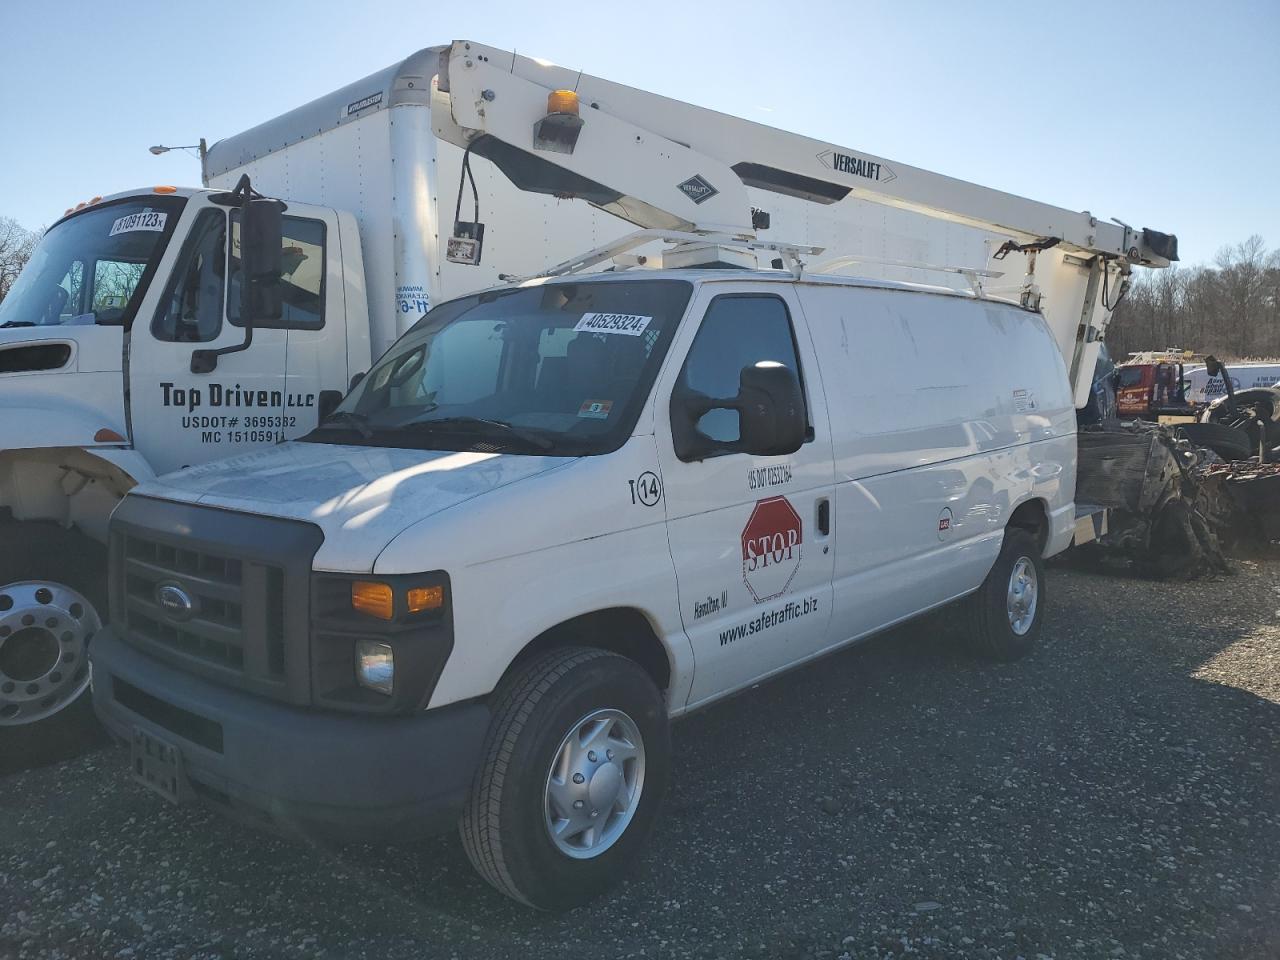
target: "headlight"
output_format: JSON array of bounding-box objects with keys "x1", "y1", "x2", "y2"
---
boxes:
[{"x1": 355, "y1": 640, "x2": 394, "y2": 695}]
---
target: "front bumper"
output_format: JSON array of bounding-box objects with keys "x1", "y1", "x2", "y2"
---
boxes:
[{"x1": 91, "y1": 626, "x2": 489, "y2": 841}]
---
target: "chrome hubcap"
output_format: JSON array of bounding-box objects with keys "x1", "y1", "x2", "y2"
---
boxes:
[
  {"x1": 0, "y1": 581, "x2": 100, "y2": 725},
  {"x1": 1006, "y1": 558, "x2": 1039, "y2": 636},
  {"x1": 544, "y1": 708, "x2": 646, "y2": 859}
]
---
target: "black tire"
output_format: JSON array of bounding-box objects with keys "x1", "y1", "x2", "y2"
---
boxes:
[
  {"x1": 1201, "y1": 387, "x2": 1280, "y2": 425},
  {"x1": 964, "y1": 528, "x2": 1045, "y2": 661},
  {"x1": 0, "y1": 522, "x2": 109, "y2": 773},
  {"x1": 460, "y1": 647, "x2": 670, "y2": 910},
  {"x1": 1177, "y1": 422, "x2": 1254, "y2": 461}
]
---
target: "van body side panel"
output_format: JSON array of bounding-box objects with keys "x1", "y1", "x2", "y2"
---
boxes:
[{"x1": 796, "y1": 285, "x2": 1075, "y2": 643}]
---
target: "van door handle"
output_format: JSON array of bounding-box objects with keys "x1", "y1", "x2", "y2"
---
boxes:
[{"x1": 816, "y1": 498, "x2": 830, "y2": 536}]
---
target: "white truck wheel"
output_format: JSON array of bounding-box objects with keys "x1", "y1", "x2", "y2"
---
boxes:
[
  {"x1": 0, "y1": 580, "x2": 99, "y2": 725},
  {"x1": 0, "y1": 523, "x2": 107, "y2": 760}
]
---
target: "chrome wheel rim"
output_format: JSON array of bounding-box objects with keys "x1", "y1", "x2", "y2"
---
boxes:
[
  {"x1": 0, "y1": 581, "x2": 100, "y2": 725},
  {"x1": 1006, "y1": 558, "x2": 1039, "y2": 636},
  {"x1": 544, "y1": 707, "x2": 646, "y2": 859}
]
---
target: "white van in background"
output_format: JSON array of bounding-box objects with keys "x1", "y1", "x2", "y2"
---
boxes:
[
  {"x1": 91, "y1": 267, "x2": 1075, "y2": 909},
  {"x1": 1184, "y1": 363, "x2": 1280, "y2": 406}
]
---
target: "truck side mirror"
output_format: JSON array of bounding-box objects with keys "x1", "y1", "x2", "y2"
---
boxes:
[
  {"x1": 191, "y1": 180, "x2": 285, "y2": 374},
  {"x1": 672, "y1": 362, "x2": 806, "y2": 462},
  {"x1": 239, "y1": 198, "x2": 285, "y2": 324}
]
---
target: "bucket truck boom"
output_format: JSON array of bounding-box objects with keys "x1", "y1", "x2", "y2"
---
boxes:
[{"x1": 431, "y1": 40, "x2": 1177, "y2": 407}]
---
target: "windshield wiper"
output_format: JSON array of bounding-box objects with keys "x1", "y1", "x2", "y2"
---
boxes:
[
  {"x1": 0, "y1": 321, "x2": 36, "y2": 328},
  {"x1": 315, "y1": 410, "x2": 374, "y2": 439},
  {"x1": 398, "y1": 416, "x2": 555, "y2": 451}
]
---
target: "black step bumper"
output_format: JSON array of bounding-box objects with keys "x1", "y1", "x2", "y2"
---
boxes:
[{"x1": 90, "y1": 626, "x2": 489, "y2": 841}]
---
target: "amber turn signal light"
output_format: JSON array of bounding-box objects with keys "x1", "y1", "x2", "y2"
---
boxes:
[
  {"x1": 406, "y1": 585, "x2": 444, "y2": 614},
  {"x1": 351, "y1": 581, "x2": 394, "y2": 620},
  {"x1": 546, "y1": 88, "x2": 580, "y2": 116}
]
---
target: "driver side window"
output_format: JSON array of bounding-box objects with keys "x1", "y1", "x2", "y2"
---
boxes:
[
  {"x1": 152, "y1": 210, "x2": 226, "y2": 343},
  {"x1": 679, "y1": 294, "x2": 807, "y2": 444}
]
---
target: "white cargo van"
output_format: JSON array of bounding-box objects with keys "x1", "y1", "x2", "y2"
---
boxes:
[
  {"x1": 91, "y1": 266, "x2": 1075, "y2": 908},
  {"x1": 1183, "y1": 362, "x2": 1280, "y2": 406}
]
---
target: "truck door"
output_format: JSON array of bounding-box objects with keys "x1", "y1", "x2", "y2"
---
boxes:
[
  {"x1": 276, "y1": 209, "x2": 348, "y2": 438},
  {"x1": 653, "y1": 284, "x2": 835, "y2": 709},
  {"x1": 128, "y1": 206, "x2": 343, "y2": 474},
  {"x1": 1115, "y1": 365, "x2": 1151, "y2": 419}
]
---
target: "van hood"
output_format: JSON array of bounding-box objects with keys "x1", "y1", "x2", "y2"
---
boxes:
[{"x1": 135, "y1": 440, "x2": 573, "y2": 572}]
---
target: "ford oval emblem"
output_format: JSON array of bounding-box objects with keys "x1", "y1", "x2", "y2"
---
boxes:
[{"x1": 155, "y1": 582, "x2": 195, "y2": 622}]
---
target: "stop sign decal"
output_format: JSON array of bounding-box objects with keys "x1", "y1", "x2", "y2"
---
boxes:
[{"x1": 741, "y1": 496, "x2": 803, "y2": 603}]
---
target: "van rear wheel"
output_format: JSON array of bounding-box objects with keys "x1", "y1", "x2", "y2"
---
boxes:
[
  {"x1": 459, "y1": 647, "x2": 670, "y2": 910},
  {"x1": 965, "y1": 528, "x2": 1045, "y2": 660}
]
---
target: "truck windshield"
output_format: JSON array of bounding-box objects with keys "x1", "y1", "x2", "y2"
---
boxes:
[
  {"x1": 305, "y1": 279, "x2": 693, "y2": 456},
  {"x1": 0, "y1": 196, "x2": 185, "y2": 329}
]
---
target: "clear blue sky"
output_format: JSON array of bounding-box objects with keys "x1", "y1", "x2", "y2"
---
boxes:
[{"x1": 2, "y1": 0, "x2": 1276, "y2": 266}]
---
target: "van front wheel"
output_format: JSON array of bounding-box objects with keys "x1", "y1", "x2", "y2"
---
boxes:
[
  {"x1": 459, "y1": 647, "x2": 670, "y2": 910},
  {"x1": 965, "y1": 528, "x2": 1045, "y2": 660}
]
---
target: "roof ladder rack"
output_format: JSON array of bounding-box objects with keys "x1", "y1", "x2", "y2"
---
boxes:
[
  {"x1": 811, "y1": 254, "x2": 1004, "y2": 299},
  {"x1": 499, "y1": 229, "x2": 825, "y2": 284}
]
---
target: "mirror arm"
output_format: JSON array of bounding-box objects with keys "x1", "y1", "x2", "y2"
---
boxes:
[{"x1": 190, "y1": 324, "x2": 253, "y2": 374}]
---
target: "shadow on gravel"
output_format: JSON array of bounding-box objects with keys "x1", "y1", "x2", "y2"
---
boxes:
[
  {"x1": 3, "y1": 564, "x2": 1279, "y2": 960},
  {"x1": 0, "y1": 697, "x2": 108, "y2": 777}
]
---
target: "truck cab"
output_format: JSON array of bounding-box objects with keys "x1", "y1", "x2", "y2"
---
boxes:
[
  {"x1": 0, "y1": 187, "x2": 367, "y2": 729},
  {"x1": 1115, "y1": 352, "x2": 1194, "y2": 420}
]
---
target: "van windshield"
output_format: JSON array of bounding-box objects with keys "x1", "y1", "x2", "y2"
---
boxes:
[
  {"x1": 303, "y1": 279, "x2": 693, "y2": 456},
  {"x1": 0, "y1": 196, "x2": 185, "y2": 329}
]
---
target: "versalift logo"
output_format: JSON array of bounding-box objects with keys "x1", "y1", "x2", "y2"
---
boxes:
[
  {"x1": 677, "y1": 175, "x2": 719, "y2": 205},
  {"x1": 817, "y1": 150, "x2": 897, "y2": 183}
]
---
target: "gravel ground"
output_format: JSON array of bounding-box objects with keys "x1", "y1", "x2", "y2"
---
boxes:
[{"x1": 2, "y1": 558, "x2": 1279, "y2": 960}]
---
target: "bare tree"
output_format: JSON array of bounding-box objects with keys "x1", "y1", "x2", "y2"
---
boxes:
[
  {"x1": 1107, "y1": 236, "x2": 1280, "y2": 361},
  {"x1": 0, "y1": 217, "x2": 39, "y2": 304}
]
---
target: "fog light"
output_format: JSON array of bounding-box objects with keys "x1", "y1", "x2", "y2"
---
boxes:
[{"x1": 355, "y1": 640, "x2": 394, "y2": 695}]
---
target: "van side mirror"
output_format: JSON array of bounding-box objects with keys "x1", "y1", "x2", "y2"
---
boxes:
[
  {"x1": 239, "y1": 198, "x2": 285, "y2": 324},
  {"x1": 737, "y1": 361, "x2": 807, "y2": 455},
  {"x1": 672, "y1": 362, "x2": 807, "y2": 462}
]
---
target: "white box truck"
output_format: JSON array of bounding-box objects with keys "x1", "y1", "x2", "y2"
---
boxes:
[{"x1": 2, "y1": 44, "x2": 1174, "y2": 768}]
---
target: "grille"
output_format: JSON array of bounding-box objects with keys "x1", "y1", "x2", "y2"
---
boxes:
[{"x1": 120, "y1": 534, "x2": 286, "y2": 685}]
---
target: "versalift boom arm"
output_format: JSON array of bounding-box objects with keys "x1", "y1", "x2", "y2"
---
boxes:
[{"x1": 432, "y1": 40, "x2": 1177, "y2": 406}]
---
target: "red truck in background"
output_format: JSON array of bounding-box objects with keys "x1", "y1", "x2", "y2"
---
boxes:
[{"x1": 1115, "y1": 349, "x2": 1198, "y2": 419}]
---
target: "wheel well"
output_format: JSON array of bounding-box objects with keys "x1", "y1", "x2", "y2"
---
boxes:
[
  {"x1": 507, "y1": 608, "x2": 672, "y2": 692},
  {"x1": 1008, "y1": 498, "x2": 1049, "y2": 553},
  {"x1": 0, "y1": 448, "x2": 139, "y2": 546}
]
